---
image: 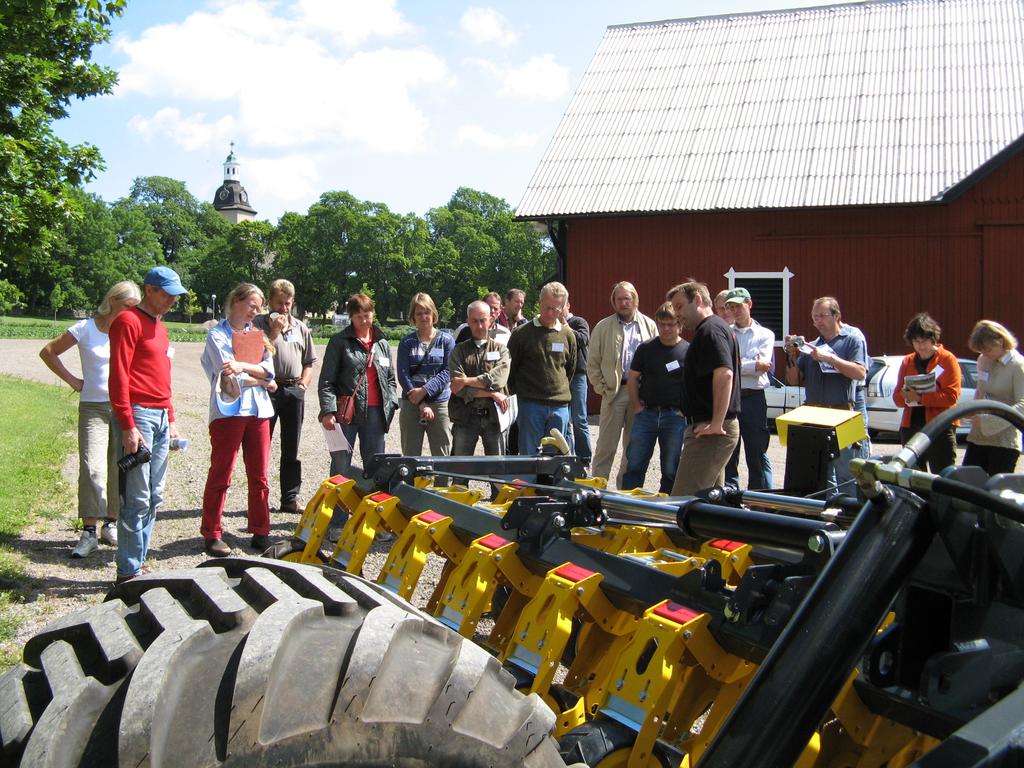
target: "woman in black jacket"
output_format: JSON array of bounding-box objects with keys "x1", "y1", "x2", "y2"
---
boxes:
[{"x1": 318, "y1": 293, "x2": 399, "y2": 475}]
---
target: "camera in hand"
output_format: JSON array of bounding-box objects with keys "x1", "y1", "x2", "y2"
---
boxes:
[{"x1": 117, "y1": 444, "x2": 152, "y2": 472}]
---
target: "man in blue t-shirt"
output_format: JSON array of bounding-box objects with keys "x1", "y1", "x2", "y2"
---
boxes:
[{"x1": 784, "y1": 296, "x2": 868, "y2": 492}]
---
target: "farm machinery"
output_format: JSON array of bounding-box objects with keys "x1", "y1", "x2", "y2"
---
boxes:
[{"x1": 1, "y1": 400, "x2": 1023, "y2": 767}]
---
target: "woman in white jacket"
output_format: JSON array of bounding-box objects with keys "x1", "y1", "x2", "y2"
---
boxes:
[
  {"x1": 964, "y1": 319, "x2": 1024, "y2": 475},
  {"x1": 199, "y1": 283, "x2": 277, "y2": 556}
]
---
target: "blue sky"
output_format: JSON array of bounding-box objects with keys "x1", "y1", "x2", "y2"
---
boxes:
[{"x1": 61, "y1": 0, "x2": 851, "y2": 222}]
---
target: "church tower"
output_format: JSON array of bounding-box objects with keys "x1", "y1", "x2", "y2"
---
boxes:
[{"x1": 213, "y1": 142, "x2": 257, "y2": 223}]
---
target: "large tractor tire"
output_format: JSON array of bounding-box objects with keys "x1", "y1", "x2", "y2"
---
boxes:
[{"x1": 0, "y1": 557, "x2": 569, "y2": 767}]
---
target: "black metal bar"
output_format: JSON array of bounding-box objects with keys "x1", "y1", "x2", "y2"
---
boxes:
[
  {"x1": 908, "y1": 682, "x2": 1024, "y2": 767},
  {"x1": 699, "y1": 486, "x2": 936, "y2": 768},
  {"x1": 737, "y1": 490, "x2": 830, "y2": 516},
  {"x1": 678, "y1": 499, "x2": 842, "y2": 551},
  {"x1": 362, "y1": 454, "x2": 587, "y2": 489}
]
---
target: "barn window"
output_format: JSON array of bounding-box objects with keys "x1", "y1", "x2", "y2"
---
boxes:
[{"x1": 724, "y1": 267, "x2": 794, "y2": 347}]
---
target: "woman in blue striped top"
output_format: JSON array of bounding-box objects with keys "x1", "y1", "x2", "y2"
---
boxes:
[{"x1": 396, "y1": 293, "x2": 455, "y2": 456}]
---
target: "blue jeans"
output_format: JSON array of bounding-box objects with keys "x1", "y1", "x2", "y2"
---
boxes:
[
  {"x1": 832, "y1": 440, "x2": 869, "y2": 495},
  {"x1": 329, "y1": 406, "x2": 388, "y2": 529},
  {"x1": 517, "y1": 399, "x2": 570, "y2": 455},
  {"x1": 329, "y1": 406, "x2": 388, "y2": 476},
  {"x1": 567, "y1": 372, "x2": 592, "y2": 461},
  {"x1": 725, "y1": 390, "x2": 773, "y2": 490},
  {"x1": 622, "y1": 407, "x2": 685, "y2": 494},
  {"x1": 117, "y1": 406, "x2": 170, "y2": 578}
]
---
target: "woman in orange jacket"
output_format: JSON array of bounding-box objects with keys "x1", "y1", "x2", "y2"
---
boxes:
[{"x1": 892, "y1": 313, "x2": 962, "y2": 472}]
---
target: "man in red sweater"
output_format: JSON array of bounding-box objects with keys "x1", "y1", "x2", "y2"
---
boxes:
[{"x1": 109, "y1": 266, "x2": 185, "y2": 583}]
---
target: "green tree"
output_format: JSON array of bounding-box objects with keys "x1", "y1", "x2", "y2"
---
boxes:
[
  {"x1": 110, "y1": 197, "x2": 165, "y2": 275},
  {"x1": 0, "y1": 280, "x2": 23, "y2": 314},
  {"x1": 48, "y1": 285, "x2": 67, "y2": 320},
  {"x1": 280, "y1": 191, "x2": 427, "y2": 321},
  {"x1": 181, "y1": 289, "x2": 201, "y2": 323},
  {"x1": 0, "y1": 0, "x2": 125, "y2": 266},
  {"x1": 191, "y1": 220, "x2": 276, "y2": 302},
  {"x1": 9, "y1": 187, "x2": 157, "y2": 313},
  {"x1": 425, "y1": 187, "x2": 555, "y2": 318},
  {"x1": 125, "y1": 177, "x2": 230, "y2": 282}
]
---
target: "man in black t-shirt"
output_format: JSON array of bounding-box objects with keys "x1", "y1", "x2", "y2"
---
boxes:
[
  {"x1": 668, "y1": 280, "x2": 741, "y2": 495},
  {"x1": 622, "y1": 302, "x2": 689, "y2": 493}
]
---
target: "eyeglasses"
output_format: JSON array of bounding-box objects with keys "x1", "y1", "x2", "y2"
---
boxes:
[{"x1": 811, "y1": 313, "x2": 834, "y2": 320}]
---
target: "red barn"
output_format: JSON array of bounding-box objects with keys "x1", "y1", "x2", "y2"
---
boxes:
[{"x1": 516, "y1": 0, "x2": 1024, "y2": 364}]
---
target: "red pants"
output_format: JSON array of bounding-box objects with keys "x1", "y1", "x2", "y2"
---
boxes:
[{"x1": 201, "y1": 416, "x2": 270, "y2": 540}]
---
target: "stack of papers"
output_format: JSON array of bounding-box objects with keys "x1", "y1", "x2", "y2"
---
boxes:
[{"x1": 905, "y1": 372, "x2": 937, "y2": 393}]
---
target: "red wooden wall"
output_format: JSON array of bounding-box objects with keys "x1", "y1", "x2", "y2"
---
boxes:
[{"x1": 563, "y1": 151, "x2": 1024, "y2": 363}]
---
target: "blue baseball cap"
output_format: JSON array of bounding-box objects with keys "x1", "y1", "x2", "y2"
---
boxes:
[{"x1": 143, "y1": 266, "x2": 187, "y2": 296}]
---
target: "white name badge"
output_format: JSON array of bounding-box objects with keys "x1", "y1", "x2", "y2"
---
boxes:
[
  {"x1": 378, "y1": 356, "x2": 390, "y2": 367},
  {"x1": 166, "y1": 346, "x2": 176, "y2": 359},
  {"x1": 932, "y1": 364, "x2": 945, "y2": 379},
  {"x1": 977, "y1": 371, "x2": 989, "y2": 382},
  {"x1": 486, "y1": 350, "x2": 501, "y2": 361},
  {"x1": 551, "y1": 342, "x2": 565, "y2": 353},
  {"x1": 429, "y1": 348, "x2": 443, "y2": 359},
  {"x1": 665, "y1": 359, "x2": 680, "y2": 372}
]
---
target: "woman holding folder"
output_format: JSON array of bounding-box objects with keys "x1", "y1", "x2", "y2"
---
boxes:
[
  {"x1": 199, "y1": 283, "x2": 277, "y2": 556},
  {"x1": 892, "y1": 312, "x2": 962, "y2": 473}
]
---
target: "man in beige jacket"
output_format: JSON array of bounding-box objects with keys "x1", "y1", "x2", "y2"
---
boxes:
[{"x1": 587, "y1": 281, "x2": 658, "y2": 485}]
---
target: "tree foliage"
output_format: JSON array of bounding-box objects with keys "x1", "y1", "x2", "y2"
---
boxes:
[
  {"x1": 0, "y1": 0, "x2": 125, "y2": 267},
  {"x1": 425, "y1": 187, "x2": 555, "y2": 318},
  {"x1": 1, "y1": 176, "x2": 554, "y2": 326}
]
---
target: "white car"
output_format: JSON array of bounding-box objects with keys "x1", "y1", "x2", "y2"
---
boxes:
[
  {"x1": 765, "y1": 355, "x2": 977, "y2": 437},
  {"x1": 864, "y1": 355, "x2": 977, "y2": 437}
]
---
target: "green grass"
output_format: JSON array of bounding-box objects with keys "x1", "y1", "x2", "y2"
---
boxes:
[
  {"x1": 0, "y1": 376, "x2": 78, "y2": 535},
  {"x1": 0, "y1": 314, "x2": 410, "y2": 343},
  {"x1": 0, "y1": 375, "x2": 78, "y2": 670}
]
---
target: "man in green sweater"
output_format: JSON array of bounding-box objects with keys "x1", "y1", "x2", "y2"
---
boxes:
[{"x1": 507, "y1": 282, "x2": 577, "y2": 454}]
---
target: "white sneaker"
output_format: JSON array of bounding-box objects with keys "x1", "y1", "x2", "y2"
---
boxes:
[
  {"x1": 71, "y1": 531, "x2": 98, "y2": 559},
  {"x1": 100, "y1": 521, "x2": 118, "y2": 546}
]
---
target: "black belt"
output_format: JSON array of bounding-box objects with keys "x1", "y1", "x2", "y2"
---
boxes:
[
  {"x1": 646, "y1": 405, "x2": 679, "y2": 411},
  {"x1": 471, "y1": 406, "x2": 493, "y2": 416},
  {"x1": 740, "y1": 388, "x2": 764, "y2": 397},
  {"x1": 279, "y1": 377, "x2": 302, "y2": 386}
]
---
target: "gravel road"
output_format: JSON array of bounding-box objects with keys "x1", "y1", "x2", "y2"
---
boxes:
[{"x1": 2, "y1": 336, "x2": 920, "y2": 655}]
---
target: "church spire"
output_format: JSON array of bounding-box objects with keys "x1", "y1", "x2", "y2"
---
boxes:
[
  {"x1": 213, "y1": 142, "x2": 256, "y2": 224},
  {"x1": 223, "y1": 141, "x2": 240, "y2": 181}
]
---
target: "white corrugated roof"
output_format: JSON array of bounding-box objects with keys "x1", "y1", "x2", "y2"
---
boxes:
[{"x1": 516, "y1": 0, "x2": 1024, "y2": 218}]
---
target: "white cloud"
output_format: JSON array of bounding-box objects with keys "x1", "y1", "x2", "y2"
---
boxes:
[
  {"x1": 459, "y1": 7, "x2": 517, "y2": 47},
  {"x1": 113, "y1": 1, "x2": 447, "y2": 153},
  {"x1": 498, "y1": 54, "x2": 570, "y2": 102},
  {"x1": 294, "y1": 0, "x2": 412, "y2": 46},
  {"x1": 245, "y1": 154, "x2": 321, "y2": 207},
  {"x1": 128, "y1": 108, "x2": 236, "y2": 151},
  {"x1": 456, "y1": 124, "x2": 540, "y2": 150}
]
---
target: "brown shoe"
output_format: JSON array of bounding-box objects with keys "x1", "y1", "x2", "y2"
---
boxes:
[
  {"x1": 280, "y1": 499, "x2": 301, "y2": 514},
  {"x1": 114, "y1": 566, "x2": 152, "y2": 585},
  {"x1": 250, "y1": 534, "x2": 273, "y2": 552},
  {"x1": 204, "y1": 538, "x2": 232, "y2": 557}
]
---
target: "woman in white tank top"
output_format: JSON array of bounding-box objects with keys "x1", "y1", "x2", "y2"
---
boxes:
[{"x1": 39, "y1": 280, "x2": 141, "y2": 558}]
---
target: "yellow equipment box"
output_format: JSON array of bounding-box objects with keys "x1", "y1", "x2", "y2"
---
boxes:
[{"x1": 776, "y1": 405, "x2": 867, "y2": 450}]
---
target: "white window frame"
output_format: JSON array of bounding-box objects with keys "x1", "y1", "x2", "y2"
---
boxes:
[{"x1": 724, "y1": 266, "x2": 794, "y2": 348}]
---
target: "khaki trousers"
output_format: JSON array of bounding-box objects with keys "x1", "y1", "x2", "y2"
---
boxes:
[
  {"x1": 78, "y1": 401, "x2": 120, "y2": 520},
  {"x1": 399, "y1": 399, "x2": 452, "y2": 457},
  {"x1": 591, "y1": 387, "x2": 633, "y2": 487},
  {"x1": 671, "y1": 419, "x2": 740, "y2": 496}
]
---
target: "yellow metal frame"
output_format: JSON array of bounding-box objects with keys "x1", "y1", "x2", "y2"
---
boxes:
[{"x1": 284, "y1": 474, "x2": 361, "y2": 565}]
